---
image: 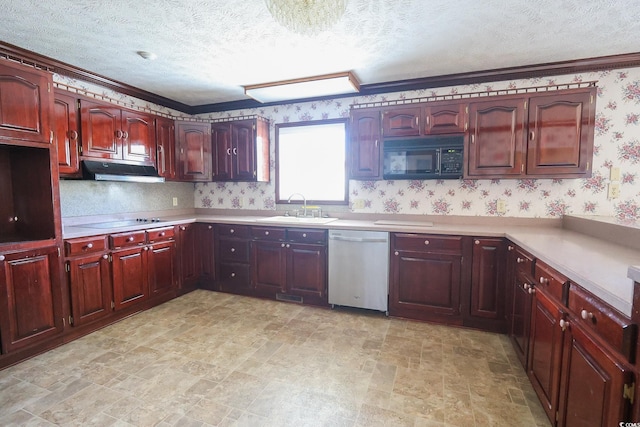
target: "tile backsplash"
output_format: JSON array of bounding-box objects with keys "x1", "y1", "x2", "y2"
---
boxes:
[{"x1": 194, "y1": 67, "x2": 640, "y2": 220}]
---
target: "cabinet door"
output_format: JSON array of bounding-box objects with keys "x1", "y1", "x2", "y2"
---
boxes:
[
  {"x1": 425, "y1": 103, "x2": 466, "y2": 135},
  {"x1": 558, "y1": 320, "x2": 634, "y2": 427},
  {"x1": 198, "y1": 224, "x2": 216, "y2": 288},
  {"x1": 0, "y1": 246, "x2": 63, "y2": 353},
  {"x1": 468, "y1": 238, "x2": 505, "y2": 329},
  {"x1": 467, "y1": 99, "x2": 526, "y2": 177},
  {"x1": 527, "y1": 90, "x2": 595, "y2": 177},
  {"x1": 350, "y1": 110, "x2": 381, "y2": 179},
  {"x1": 80, "y1": 100, "x2": 122, "y2": 160},
  {"x1": 155, "y1": 117, "x2": 176, "y2": 179},
  {"x1": 111, "y1": 246, "x2": 148, "y2": 310},
  {"x1": 232, "y1": 119, "x2": 256, "y2": 181},
  {"x1": 147, "y1": 240, "x2": 177, "y2": 298},
  {"x1": 286, "y1": 243, "x2": 326, "y2": 302},
  {"x1": 121, "y1": 110, "x2": 155, "y2": 165},
  {"x1": 68, "y1": 253, "x2": 112, "y2": 327},
  {"x1": 510, "y1": 271, "x2": 533, "y2": 368},
  {"x1": 177, "y1": 122, "x2": 212, "y2": 181},
  {"x1": 389, "y1": 250, "x2": 462, "y2": 321},
  {"x1": 252, "y1": 240, "x2": 286, "y2": 294},
  {"x1": 178, "y1": 224, "x2": 198, "y2": 291},
  {"x1": 528, "y1": 288, "x2": 565, "y2": 423},
  {"x1": 212, "y1": 123, "x2": 233, "y2": 181},
  {"x1": 382, "y1": 107, "x2": 421, "y2": 137},
  {"x1": 53, "y1": 91, "x2": 80, "y2": 176},
  {"x1": 0, "y1": 61, "x2": 53, "y2": 144}
]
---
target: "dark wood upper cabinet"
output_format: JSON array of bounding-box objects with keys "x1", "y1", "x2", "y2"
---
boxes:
[
  {"x1": 0, "y1": 60, "x2": 53, "y2": 145},
  {"x1": 176, "y1": 121, "x2": 212, "y2": 182},
  {"x1": 155, "y1": 117, "x2": 176, "y2": 180},
  {"x1": 527, "y1": 90, "x2": 595, "y2": 177},
  {"x1": 350, "y1": 109, "x2": 382, "y2": 179},
  {"x1": 79, "y1": 99, "x2": 155, "y2": 166},
  {"x1": 53, "y1": 90, "x2": 80, "y2": 176},
  {"x1": 382, "y1": 107, "x2": 421, "y2": 137},
  {"x1": 212, "y1": 118, "x2": 269, "y2": 182},
  {"x1": 467, "y1": 98, "x2": 527, "y2": 177},
  {"x1": 424, "y1": 102, "x2": 466, "y2": 135}
]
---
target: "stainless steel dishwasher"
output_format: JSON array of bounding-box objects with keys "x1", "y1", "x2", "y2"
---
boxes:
[{"x1": 328, "y1": 229, "x2": 389, "y2": 314}]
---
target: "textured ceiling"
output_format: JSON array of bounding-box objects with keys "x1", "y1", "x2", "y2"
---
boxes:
[{"x1": 1, "y1": 0, "x2": 639, "y2": 107}]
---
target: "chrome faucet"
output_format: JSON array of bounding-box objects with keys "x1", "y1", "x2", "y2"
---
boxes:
[{"x1": 287, "y1": 193, "x2": 307, "y2": 217}]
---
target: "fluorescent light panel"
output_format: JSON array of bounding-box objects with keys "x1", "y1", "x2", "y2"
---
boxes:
[{"x1": 244, "y1": 71, "x2": 360, "y2": 103}]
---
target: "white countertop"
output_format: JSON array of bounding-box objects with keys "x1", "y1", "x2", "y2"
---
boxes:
[{"x1": 62, "y1": 213, "x2": 640, "y2": 317}]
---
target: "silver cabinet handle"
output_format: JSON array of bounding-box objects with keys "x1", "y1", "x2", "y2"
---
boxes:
[
  {"x1": 508, "y1": 245, "x2": 514, "y2": 251},
  {"x1": 424, "y1": 240, "x2": 429, "y2": 245},
  {"x1": 394, "y1": 251, "x2": 399, "y2": 256},
  {"x1": 286, "y1": 244, "x2": 290, "y2": 248},
  {"x1": 281, "y1": 243, "x2": 286, "y2": 247},
  {"x1": 230, "y1": 248, "x2": 235, "y2": 252},
  {"x1": 102, "y1": 254, "x2": 108, "y2": 259},
  {"x1": 0, "y1": 255, "x2": 5, "y2": 262},
  {"x1": 560, "y1": 319, "x2": 569, "y2": 331},
  {"x1": 517, "y1": 257, "x2": 525, "y2": 263},
  {"x1": 230, "y1": 229, "x2": 235, "y2": 234},
  {"x1": 233, "y1": 147, "x2": 237, "y2": 155},
  {"x1": 539, "y1": 276, "x2": 549, "y2": 284},
  {"x1": 581, "y1": 309, "x2": 594, "y2": 320},
  {"x1": 528, "y1": 287, "x2": 535, "y2": 295},
  {"x1": 231, "y1": 272, "x2": 235, "y2": 278},
  {"x1": 127, "y1": 236, "x2": 134, "y2": 242},
  {"x1": 227, "y1": 148, "x2": 232, "y2": 155},
  {"x1": 302, "y1": 233, "x2": 307, "y2": 238},
  {"x1": 474, "y1": 240, "x2": 480, "y2": 245},
  {"x1": 208, "y1": 225, "x2": 212, "y2": 230},
  {"x1": 86, "y1": 243, "x2": 94, "y2": 249},
  {"x1": 523, "y1": 283, "x2": 530, "y2": 290},
  {"x1": 265, "y1": 231, "x2": 269, "y2": 235}
]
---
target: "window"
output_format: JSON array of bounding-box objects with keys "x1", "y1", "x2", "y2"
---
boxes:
[{"x1": 275, "y1": 119, "x2": 348, "y2": 205}]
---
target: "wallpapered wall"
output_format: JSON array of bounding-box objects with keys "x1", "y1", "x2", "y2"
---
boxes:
[
  {"x1": 194, "y1": 68, "x2": 640, "y2": 220},
  {"x1": 52, "y1": 68, "x2": 640, "y2": 220}
]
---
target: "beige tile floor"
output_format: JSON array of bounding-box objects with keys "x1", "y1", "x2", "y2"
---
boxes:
[{"x1": 0, "y1": 290, "x2": 550, "y2": 426}]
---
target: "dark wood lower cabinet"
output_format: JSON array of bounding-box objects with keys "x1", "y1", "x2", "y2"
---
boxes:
[
  {"x1": 0, "y1": 246, "x2": 63, "y2": 353},
  {"x1": 177, "y1": 224, "x2": 198, "y2": 292},
  {"x1": 67, "y1": 252, "x2": 112, "y2": 326},
  {"x1": 510, "y1": 271, "x2": 533, "y2": 368},
  {"x1": 197, "y1": 224, "x2": 215, "y2": 289},
  {"x1": 111, "y1": 245, "x2": 148, "y2": 310},
  {"x1": 558, "y1": 319, "x2": 633, "y2": 426},
  {"x1": 286, "y1": 242, "x2": 326, "y2": 304},
  {"x1": 252, "y1": 240, "x2": 286, "y2": 295},
  {"x1": 147, "y1": 240, "x2": 177, "y2": 298}
]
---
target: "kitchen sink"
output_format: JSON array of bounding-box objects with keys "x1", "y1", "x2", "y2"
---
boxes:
[{"x1": 261, "y1": 216, "x2": 339, "y2": 225}]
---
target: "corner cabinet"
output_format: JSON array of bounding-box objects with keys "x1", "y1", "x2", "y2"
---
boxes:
[
  {"x1": 212, "y1": 117, "x2": 269, "y2": 182},
  {"x1": 466, "y1": 87, "x2": 596, "y2": 179},
  {"x1": 176, "y1": 121, "x2": 212, "y2": 182}
]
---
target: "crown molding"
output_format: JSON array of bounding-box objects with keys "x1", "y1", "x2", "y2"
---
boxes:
[{"x1": 2, "y1": 41, "x2": 640, "y2": 115}]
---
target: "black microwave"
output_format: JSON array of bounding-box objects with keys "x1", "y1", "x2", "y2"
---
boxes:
[{"x1": 383, "y1": 135, "x2": 464, "y2": 180}]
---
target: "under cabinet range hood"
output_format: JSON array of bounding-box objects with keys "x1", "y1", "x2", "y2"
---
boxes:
[{"x1": 81, "y1": 160, "x2": 165, "y2": 183}]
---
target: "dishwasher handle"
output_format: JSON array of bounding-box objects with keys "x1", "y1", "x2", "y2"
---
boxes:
[{"x1": 329, "y1": 235, "x2": 388, "y2": 243}]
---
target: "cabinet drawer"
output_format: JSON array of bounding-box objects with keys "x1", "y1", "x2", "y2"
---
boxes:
[
  {"x1": 511, "y1": 245, "x2": 535, "y2": 278},
  {"x1": 288, "y1": 228, "x2": 327, "y2": 244},
  {"x1": 109, "y1": 231, "x2": 146, "y2": 249},
  {"x1": 393, "y1": 233, "x2": 462, "y2": 253},
  {"x1": 217, "y1": 224, "x2": 250, "y2": 238},
  {"x1": 65, "y1": 236, "x2": 107, "y2": 256},
  {"x1": 218, "y1": 238, "x2": 249, "y2": 262},
  {"x1": 218, "y1": 263, "x2": 251, "y2": 285},
  {"x1": 568, "y1": 285, "x2": 637, "y2": 361},
  {"x1": 533, "y1": 261, "x2": 567, "y2": 304},
  {"x1": 252, "y1": 226, "x2": 286, "y2": 241},
  {"x1": 146, "y1": 226, "x2": 175, "y2": 242}
]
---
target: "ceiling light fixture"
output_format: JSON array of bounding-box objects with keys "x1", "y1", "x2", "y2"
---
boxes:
[
  {"x1": 265, "y1": 0, "x2": 347, "y2": 36},
  {"x1": 136, "y1": 51, "x2": 158, "y2": 61},
  {"x1": 244, "y1": 71, "x2": 360, "y2": 103}
]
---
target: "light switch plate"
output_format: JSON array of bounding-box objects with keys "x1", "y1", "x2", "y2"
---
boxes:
[
  {"x1": 172, "y1": 197, "x2": 178, "y2": 206},
  {"x1": 610, "y1": 167, "x2": 621, "y2": 181},
  {"x1": 496, "y1": 199, "x2": 506, "y2": 214},
  {"x1": 608, "y1": 183, "x2": 620, "y2": 199},
  {"x1": 352, "y1": 199, "x2": 365, "y2": 210}
]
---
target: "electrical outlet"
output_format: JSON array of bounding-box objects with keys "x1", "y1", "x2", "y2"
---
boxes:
[
  {"x1": 608, "y1": 183, "x2": 620, "y2": 199},
  {"x1": 352, "y1": 199, "x2": 365, "y2": 210},
  {"x1": 172, "y1": 197, "x2": 178, "y2": 206},
  {"x1": 238, "y1": 197, "x2": 244, "y2": 208},
  {"x1": 610, "y1": 167, "x2": 621, "y2": 181},
  {"x1": 496, "y1": 199, "x2": 506, "y2": 214}
]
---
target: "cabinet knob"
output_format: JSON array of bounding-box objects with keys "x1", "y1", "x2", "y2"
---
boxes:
[
  {"x1": 281, "y1": 243, "x2": 286, "y2": 247},
  {"x1": 86, "y1": 243, "x2": 93, "y2": 249},
  {"x1": 180, "y1": 226, "x2": 186, "y2": 231},
  {"x1": 508, "y1": 245, "x2": 514, "y2": 251},
  {"x1": 394, "y1": 251, "x2": 399, "y2": 256},
  {"x1": 127, "y1": 236, "x2": 134, "y2": 242},
  {"x1": 159, "y1": 232, "x2": 165, "y2": 237},
  {"x1": 580, "y1": 309, "x2": 594, "y2": 320},
  {"x1": 286, "y1": 244, "x2": 290, "y2": 248},
  {"x1": 233, "y1": 147, "x2": 237, "y2": 155},
  {"x1": 115, "y1": 130, "x2": 123, "y2": 138},
  {"x1": 302, "y1": 233, "x2": 307, "y2": 238},
  {"x1": 474, "y1": 240, "x2": 480, "y2": 245},
  {"x1": 227, "y1": 148, "x2": 232, "y2": 156},
  {"x1": 230, "y1": 248, "x2": 235, "y2": 252},
  {"x1": 68, "y1": 130, "x2": 78, "y2": 140},
  {"x1": 102, "y1": 254, "x2": 108, "y2": 259},
  {"x1": 539, "y1": 276, "x2": 549, "y2": 284},
  {"x1": 231, "y1": 272, "x2": 236, "y2": 278},
  {"x1": 208, "y1": 225, "x2": 212, "y2": 230},
  {"x1": 0, "y1": 255, "x2": 5, "y2": 262},
  {"x1": 424, "y1": 240, "x2": 429, "y2": 245},
  {"x1": 523, "y1": 283, "x2": 530, "y2": 290},
  {"x1": 528, "y1": 287, "x2": 535, "y2": 295},
  {"x1": 230, "y1": 229, "x2": 235, "y2": 233},
  {"x1": 516, "y1": 257, "x2": 524, "y2": 263},
  {"x1": 559, "y1": 319, "x2": 569, "y2": 332},
  {"x1": 265, "y1": 231, "x2": 269, "y2": 235}
]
